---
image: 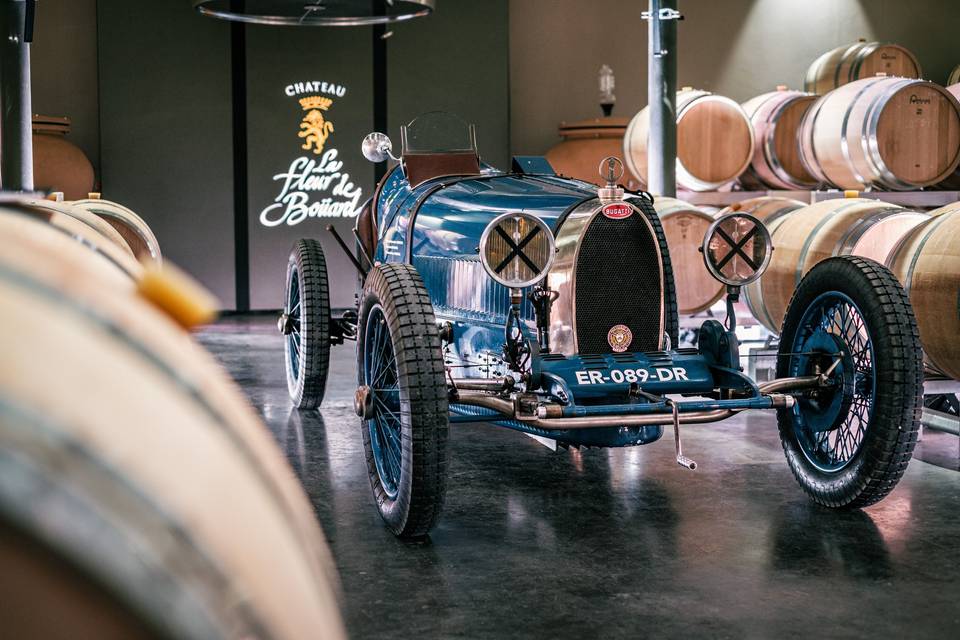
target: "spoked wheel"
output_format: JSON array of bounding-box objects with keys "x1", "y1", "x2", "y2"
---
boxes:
[
  {"x1": 281, "y1": 239, "x2": 330, "y2": 409},
  {"x1": 777, "y1": 256, "x2": 923, "y2": 508},
  {"x1": 357, "y1": 264, "x2": 448, "y2": 538}
]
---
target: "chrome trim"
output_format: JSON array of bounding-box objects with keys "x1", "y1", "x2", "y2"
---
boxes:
[
  {"x1": 453, "y1": 388, "x2": 804, "y2": 430},
  {"x1": 547, "y1": 199, "x2": 664, "y2": 356}
]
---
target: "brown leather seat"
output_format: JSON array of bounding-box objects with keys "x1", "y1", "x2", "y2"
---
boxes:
[{"x1": 404, "y1": 152, "x2": 481, "y2": 188}]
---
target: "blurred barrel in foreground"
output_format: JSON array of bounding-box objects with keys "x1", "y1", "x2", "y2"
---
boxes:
[
  {"x1": 73, "y1": 196, "x2": 163, "y2": 264},
  {"x1": 653, "y1": 196, "x2": 724, "y2": 314},
  {"x1": 545, "y1": 117, "x2": 637, "y2": 188},
  {"x1": 887, "y1": 206, "x2": 960, "y2": 379},
  {"x1": 32, "y1": 116, "x2": 96, "y2": 200},
  {"x1": 804, "y1": 41, "x2": 921, "y2": 94},
  {"x1": 0, "y1": 203, "x2": 344, "y2": 639},
  {"x1": 751, "y1": 198, "x2": 929, "y2": 332},
  {"x1": 740, "y1": 87, "x2": 819, "y2": 190},
  {"x1": 624, "y1": 88, "x2": 754, "y2": 192},
  {"x1": 799, "y1": 76, "x2": 960, "y2": 190}
]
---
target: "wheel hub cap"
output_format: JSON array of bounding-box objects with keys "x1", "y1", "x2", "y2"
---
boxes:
[{"x1": 354, "y1": 385, "x2": 375, "y2": 419}]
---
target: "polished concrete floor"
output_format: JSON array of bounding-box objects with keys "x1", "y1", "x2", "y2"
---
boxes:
[{"x1": 198, "y1": 316, "x2": 959, "y2": 640}]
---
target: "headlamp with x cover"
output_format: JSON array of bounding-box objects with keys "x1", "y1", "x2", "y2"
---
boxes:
[{"x1": 479, "y1": 212, "x2": 556, "y2": 289}]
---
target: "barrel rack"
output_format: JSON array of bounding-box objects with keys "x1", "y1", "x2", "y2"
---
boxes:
[{"x1": 678, "y1": 189, "x2": 960, "y2": 209}]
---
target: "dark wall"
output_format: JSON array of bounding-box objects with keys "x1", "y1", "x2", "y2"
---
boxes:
[
  {"x1": 31, "y1": 0, "x2": 100, "y2": 176},
  {"x1": 97, "y1": 0, "x2": 237, "y2": 308},
  {"x1": 245, "y1": 26, "x2": 374, "y2": 310},
  {"x1": 388, "y1": 0, "x2": 510, "y2": 170}
]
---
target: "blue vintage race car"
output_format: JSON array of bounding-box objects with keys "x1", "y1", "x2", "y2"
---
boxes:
[{"x1": 279, "y1": 112, "x2": 923, "y2": 538}]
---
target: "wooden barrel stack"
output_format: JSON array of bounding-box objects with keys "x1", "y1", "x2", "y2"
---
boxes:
[
  {"x1": 798, "y1": 75, "x2": 960, "y2": 190},
  {"x1": 624, "y1": 88, "x2": 754, "y2": 192},
  {"x1": 804, "y1": 40, "x2": 922, "y2": 94},
  {"x1": 739, "y1": 87, "x2": 819, "y2": 190},
  {"x1": 0, "y1": 198, "x2": 345, "y2": 638}
]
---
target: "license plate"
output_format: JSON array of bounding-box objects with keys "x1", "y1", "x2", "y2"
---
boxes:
[{"x1": 574, "y1": 366, "x2": 690, "y2": 385}]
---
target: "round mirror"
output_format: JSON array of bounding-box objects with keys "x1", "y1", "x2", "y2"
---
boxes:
[
  {"x1": 361, "y1": 132, "x2": 394, "y2": 163},
  {"x1": 702, "y1": 212, "x2": 772, "y2": 286},
  {"x1": 479, "y1": 212, "x2": 556, "y2": 289}
]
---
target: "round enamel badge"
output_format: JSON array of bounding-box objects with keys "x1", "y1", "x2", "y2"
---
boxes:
[{"x1": 607, "y1": 324, "x2": 633, "y2": 353}]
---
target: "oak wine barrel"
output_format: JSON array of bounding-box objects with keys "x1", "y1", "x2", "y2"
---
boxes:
[
  {"x1": 887, "y1": 208, "x2": 960, "y2": 379},
  {"x1": 804, "y1": 41, "x2": 921, "y2": 94},
  {"x1": 624, "y1": 88, "x2": 754, "y2": 192},
  {"x1": 32, "y1": 115, "x2": 96, "y2": 201},
  {"x1": 752, "y1": 198, "x2": 929, "y2": 332},
  {"x1": 653, "y1": 196, "x2": 724, "y2": 314},
  {"x1": 73, "y1": 196, "x2": 163, "y2": 264},
  {"x1": 798, "y1": 76, "x2": 960, "y2": 190},
  {"x1": 739, "y1": 87, "x2": 819, "y2": 190},
  {"x1": 544, "y1": 117, "x2": 641, "y2": 189},
  {"x1": 936, "y1": 83, "x2": 960, "y2": 189},
  {"x1": 0, "y1": 206, "x2": 346, "y2": 640},
  {"x1": 947, "y1": 64, "x2": 960, "y2": 86},
  {"x1": 5, "y1": 199, "x2": 144, "y2": 281}
]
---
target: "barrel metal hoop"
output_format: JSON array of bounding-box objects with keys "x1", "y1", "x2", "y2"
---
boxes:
[
  {"x1": 832, "y1": 207, "x2": 906, "y2": 257},
  {"x1": 839, "y1": 79, "x2": 877, "y2": 187},
  {"x1": 904, "y1": 213, "x2": 955, "y2": 297},
  {"x1": 863, "y1": 79, "x2": 915, "y2": 190},
  {"x1": 764, "y1": 94, "x2": 816, "y2": 189},
  {"x1": 801, "y1": 96, "x2": 831, "y2": 184},
  {"x1": 794, "y1": 200, "x2": 863, "y2": 287}
]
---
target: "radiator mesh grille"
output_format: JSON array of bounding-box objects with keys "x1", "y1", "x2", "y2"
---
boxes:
[{"x1": 575, "y1": 213, "x2": 663, "y2": 354}]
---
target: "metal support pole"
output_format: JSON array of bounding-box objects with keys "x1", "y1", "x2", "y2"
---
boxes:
[
  {"x1": 646, "y1": 0, "x2": 678, "y2": 197},
  {"x1": 0, "y1": 0, "x2": 34, "y2": 192}
]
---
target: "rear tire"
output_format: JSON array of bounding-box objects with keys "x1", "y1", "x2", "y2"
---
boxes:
[
  {"x1": 776, "y1": 256, "x2": 922, "y2": 508},
  {"x1": 357, "y1": 264, "x2": 448, "y2": 538},
  {"x1": 283, "y1": 239, "x2": 330, "y2": 409}
]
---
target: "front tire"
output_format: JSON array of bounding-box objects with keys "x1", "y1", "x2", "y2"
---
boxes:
[
  {"x1": 283, "y1": 239, "x2": 330, "y2": 409},
  {"x1": 357, "y1": 264, "x2": 448, "y2": 538},
  {"x1": 776, "y1": 256, "x2": 922, "y2": 508}
]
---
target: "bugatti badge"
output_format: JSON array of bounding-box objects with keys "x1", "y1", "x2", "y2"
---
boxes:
[{"x1": 607, "y1": 324, "x2": 633, "y2": 352}]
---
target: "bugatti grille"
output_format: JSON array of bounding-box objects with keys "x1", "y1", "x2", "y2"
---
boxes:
[{"x1": 575, "y1": 213, "x2": 663, "y2": 354}]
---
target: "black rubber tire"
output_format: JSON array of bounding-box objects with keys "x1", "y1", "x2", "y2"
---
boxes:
[
  {"x1": 631, "y1": 195, "x2": 680, "y2": 348},
  {"x1": 284, "y1": 239, "x2": 330, "y2": 409},
  {"x1": 358, "y1": 264, "x2": 449, "y2": 538},
  {"x1": 776, "y1": 256, "x2": 923, "y2": 508}
]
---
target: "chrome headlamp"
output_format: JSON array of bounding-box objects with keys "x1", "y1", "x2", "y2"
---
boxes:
[
  {"x1": 479, "y1": 212, "x2": 556, "y2": 289},
  {"x1": 702, "y1": 212, "x2": 772, "y2": 286}
]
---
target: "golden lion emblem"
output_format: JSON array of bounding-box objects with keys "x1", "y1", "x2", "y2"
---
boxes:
[{"x1": 298, "y1": 109, "x2": 335, "y2": 155}]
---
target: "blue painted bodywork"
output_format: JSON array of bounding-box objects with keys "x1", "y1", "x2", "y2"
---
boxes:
[{"x1": 369, "y1": 158, "x2": 746, "y2": 448}]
